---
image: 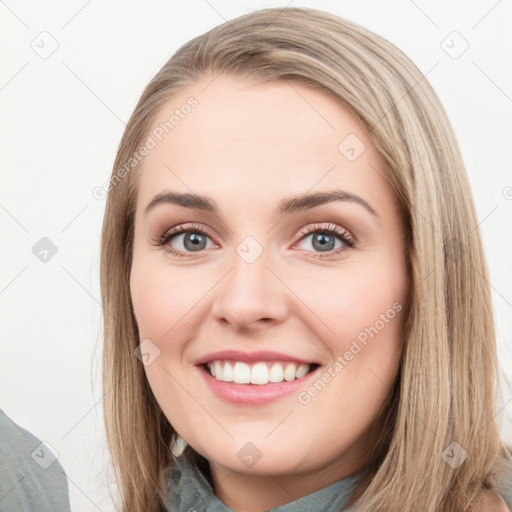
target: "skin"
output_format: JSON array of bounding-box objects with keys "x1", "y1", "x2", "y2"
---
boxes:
[
  {"x1": 129, "y1": 74, "x2": 409, "y2": 511},
  {"x1": 478, "y1": 491, "x2": 509, "y2": 512}
]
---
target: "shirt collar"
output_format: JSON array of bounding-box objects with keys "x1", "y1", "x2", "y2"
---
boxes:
[{"x1": 163, "y1": 446, "x2": 359, "y2": 511}]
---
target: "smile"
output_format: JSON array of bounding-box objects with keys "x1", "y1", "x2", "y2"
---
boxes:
[
  {"x1": 205, "y1": 360, "x2": 317, "y2": 385},
  {"x1": 195, "y1": 350, "x2": 321, "y2": 403}
]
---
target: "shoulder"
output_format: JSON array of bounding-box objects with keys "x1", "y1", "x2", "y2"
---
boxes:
[
  {"x1": 0, "y1": 409, "x2": 71, "y2": 512},
  {"x1": 1, "y1": 409, "x2": 43, "y2": 455},
  {"x1": 0, "y1": 409, "x2": 64, "y2": 474},
  {"x1": 475, "y1": 489, "x2": 510, "y2": 512}
]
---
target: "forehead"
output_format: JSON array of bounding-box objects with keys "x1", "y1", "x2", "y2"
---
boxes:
[{"x1": 135, "y1": 75, "x2": 395, "y2": 217}]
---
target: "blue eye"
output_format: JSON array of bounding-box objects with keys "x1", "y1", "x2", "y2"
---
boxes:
[
  {"x1": 154, "y1": 223, "x2": 214, "y2": 257},
  {"x1": 153, "y1": 222, "x2": 355, "y2": 259},
  {"x1": 295, "y1": 223, "x2": 355, "y2": 258}
]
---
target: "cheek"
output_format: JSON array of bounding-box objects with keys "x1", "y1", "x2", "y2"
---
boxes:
[
  {"x1": 295, "y1": 259, "x2": 407, "y2": 351},
  {"x1": 129, "y1": 258, "x2": 205, "y2": 424},
  {"x1": 130, "y1": 257, "x2": 209, "y2": 342},
  {"x1": 291, "y1": 262, "x2": 405, "y2": 454}
]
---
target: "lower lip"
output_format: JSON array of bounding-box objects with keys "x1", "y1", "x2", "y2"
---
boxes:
[{"x1": 198, "y1": 365, "x2": 320, "y2": 405}]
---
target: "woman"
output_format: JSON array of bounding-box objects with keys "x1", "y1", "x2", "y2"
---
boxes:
[{"x1": 100, "y1": 7, "x2": 512, "y2": 511}]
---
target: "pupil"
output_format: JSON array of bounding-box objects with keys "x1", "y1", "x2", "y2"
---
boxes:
[
  {"x1": 313, "y1": 233, "x2": 335, "y2": 252},
  {"x1": 185, "y1": 233, "x2": 206, "y2": 251}
]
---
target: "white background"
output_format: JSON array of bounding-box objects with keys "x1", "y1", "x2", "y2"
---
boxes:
[{"x1": 1, "y1": 1, "x2": 511, "y2": 510}]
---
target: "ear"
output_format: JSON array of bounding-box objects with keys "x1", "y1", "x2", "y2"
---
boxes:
[{"x1": 474, "y1": 489, "x2": 509, "y2": 512}]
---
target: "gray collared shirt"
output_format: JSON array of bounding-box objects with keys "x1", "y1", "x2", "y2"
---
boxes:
[
  {"x1": 0, "y1": 409, "x2": 71, "y2": 512},
  {"x1": 163, "y1": 446, "x2": 358, "y2": 511}
]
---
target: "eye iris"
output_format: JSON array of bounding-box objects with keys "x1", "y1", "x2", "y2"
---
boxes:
[
  {"x1": 312, "y1": 233, "x2": 335, "y2": 252},
  {"x1": 184, "y1": 233, "x2": 207, "y2": 251}
]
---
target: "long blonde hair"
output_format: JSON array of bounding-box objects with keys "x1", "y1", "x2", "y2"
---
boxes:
[{"x1": 100, "y1": 7, "x2": 512, "y2": 511}]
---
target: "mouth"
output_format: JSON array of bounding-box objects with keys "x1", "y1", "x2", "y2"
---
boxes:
[{"x1": 202, "y1": 360, "x2": 320, "y2": 385}]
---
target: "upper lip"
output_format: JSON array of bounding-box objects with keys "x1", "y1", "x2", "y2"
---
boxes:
[{"x1": 194, "y1": 350, "x2": 318, "y2": 366}]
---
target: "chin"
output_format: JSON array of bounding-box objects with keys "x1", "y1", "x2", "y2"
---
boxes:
[{"x1": 190, "y1": 436, "x2": 310, "y2": 475}]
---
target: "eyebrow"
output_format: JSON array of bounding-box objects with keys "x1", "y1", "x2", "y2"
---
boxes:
[{"x1": 144, "y1": 189, "x2": 378, "y2": 217}]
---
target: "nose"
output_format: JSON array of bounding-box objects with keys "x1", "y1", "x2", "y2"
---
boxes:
[{"x1": 211, "y1": 247, "x2": 289, "y2": 331}]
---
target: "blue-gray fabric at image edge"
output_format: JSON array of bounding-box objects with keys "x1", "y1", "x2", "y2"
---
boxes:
[
  {"x1": 163, "y1": 445, "x2": 359, "y2": 512},
  {"x1": 0, "y1": 409, "x2": 71, "y2": 512}
]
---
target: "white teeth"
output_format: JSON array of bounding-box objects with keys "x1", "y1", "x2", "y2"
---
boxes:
[
  {"x1": 283, "y1": 363, "x2": 296, "y2": 382},
  {"x1": 233, "y1": 362, "x2": 251, "y2": 384},
  {"x1": 251, "y1": 362, "x2": 269, "y2": 385},
  {"x1": 214, "y1": 360, "x2": 222, "y2": 380},
  {"x1": 222, "y1": 361, "x2": 234, "y2": 382},
  {"x1": 269, "y1": 363, "x2": 283, "y2": 383},
  {"x1": 207, "y1": 360, "x2": 312, "y2": 384},
  {"x1": 296, "y1": 364, "x2": 309, "y2": 379}
]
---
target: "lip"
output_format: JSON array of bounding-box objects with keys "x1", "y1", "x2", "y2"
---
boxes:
[
  {"x1": 194, "y1": 350, "x2": 317, "y2": 366},
  {"x1": 196, "y1": 361, "x2": 321, "y2": 405}
]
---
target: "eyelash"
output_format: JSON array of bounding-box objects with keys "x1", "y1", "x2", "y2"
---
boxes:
[{"x1": 152, "y1": 222, "x2": 356, "y2": 259}]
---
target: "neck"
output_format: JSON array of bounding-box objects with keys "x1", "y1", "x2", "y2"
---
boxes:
[{"x1": 209, "y1": 454, "x2": 362, "y2": 512}]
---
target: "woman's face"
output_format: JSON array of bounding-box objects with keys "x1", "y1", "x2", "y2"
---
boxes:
[{"x1": 130, "y1": 74, "x2": 408, "y2": 504}]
